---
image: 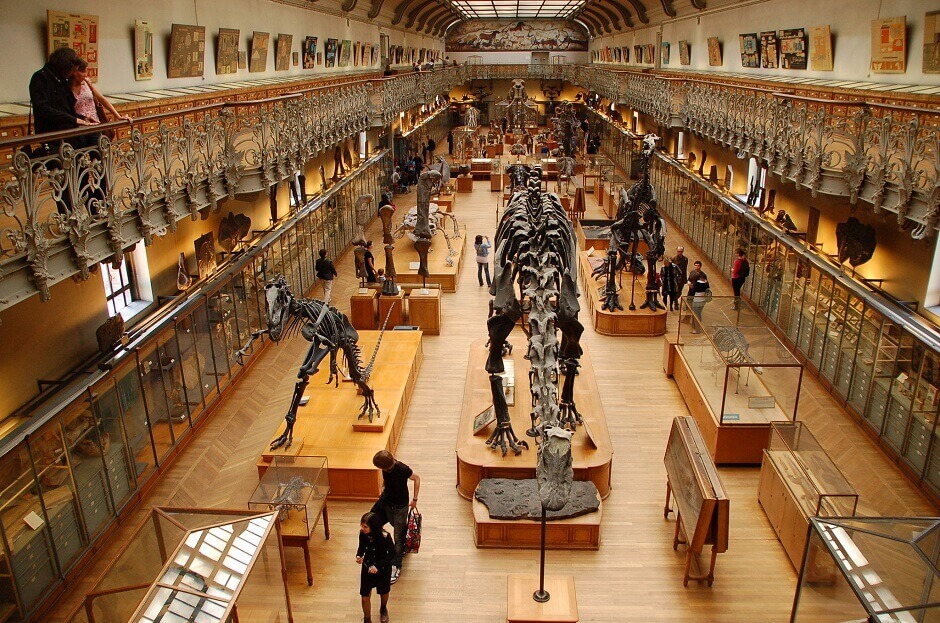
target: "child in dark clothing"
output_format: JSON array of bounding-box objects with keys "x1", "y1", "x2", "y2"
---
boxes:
[{"x1": 356, "y1": 512, "x2": 395, "y2": 623}]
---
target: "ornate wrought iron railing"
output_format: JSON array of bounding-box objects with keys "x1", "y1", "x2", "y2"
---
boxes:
[{"x1": 1, "y1": 63, "x2": 937, "y2": 314}]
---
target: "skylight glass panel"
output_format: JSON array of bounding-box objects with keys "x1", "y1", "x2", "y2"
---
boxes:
[{"x1": 447, "y1": 0, "x2": 586, "y2": 19}]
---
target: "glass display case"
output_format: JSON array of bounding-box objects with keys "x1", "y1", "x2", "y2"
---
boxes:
[
  {"x1": 248, "y1": 455, "x2": 330, "y2": 543},
  {"x1": 0, "y1": 150, "x2": 390, "y2": 623},
  {"x1": 71, "y1": 508, "x2": 291, "y2": 623},
  {"x1": 649, "y1": 151, "x2": 940, "y2": 504},
  {"x1": 791, "y1": 517, "x2": 940, "y2": 623},
  {"x1": 674, "y1": 296, "x2": 803, "y2": 464},
  {"x1": 602, "y1": 172, "x2": 627, "y2": 218},
  {"x1": 583, "y1": 155, "x2": 614, "y2": 196}
]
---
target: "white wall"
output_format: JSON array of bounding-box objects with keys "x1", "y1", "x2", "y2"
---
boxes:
[
  {"x1": 0, "y1": 0, "x2": 444, "y2": 102},
  {"x1": 448, "y1": 51, "x2": 589, "y2": 64},
  {"x1": 591, "y1": 0, "x2": 940, "y2": 85}
]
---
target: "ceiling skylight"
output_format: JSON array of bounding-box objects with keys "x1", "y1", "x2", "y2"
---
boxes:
[{"x1": 449, "y1": 0, "x2": 586, "y2": 19}]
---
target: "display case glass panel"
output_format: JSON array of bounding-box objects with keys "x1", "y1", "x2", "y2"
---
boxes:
[
  {"x1": 188, "y1": 302, "x2": 220, "y2": 405},
  {"x1": 113, "y1": 360, "x2": 158, "y2": 482},
  {"x1": 767, "y1": 422, "x2": 859, "y2": 517},
  {"x1": 248, "y1": 455, "x2": 329, "y2": 540},
  {"x1": 137, "y1": 331, "x2": 188, "y2": 460},
  {"x1": 791, "y1": 517, "x2": 940, "y2": 623},
  {"x1": 679, "y1": 296, "x2": 803, "y2": 425},
  {"x1": 206, "y1": 289, "x2": 234, "y2": 391},
  {"x1": 88, "y1": 379, "x2": 136, "y2": 512}
]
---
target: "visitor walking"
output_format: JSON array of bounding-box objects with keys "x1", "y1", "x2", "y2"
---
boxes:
[
  {"x1": 447, "y1": 130, "x2": 453, "y2": 155},
  {"x1": 364, "y1": 241, "x2": 378, "y2": 283},
  {"x1": 427, "y1": 137, "x2": 436, "y2": 157},
  {"x1": 356, "y1": 511, "x2": 395, "y2": 623},
  {"x1": 372, "y1": 450, "x2": 420, "y2": 585},
  {"x1": 672, "y1": 246, "x2": 689, "y2": 291},
  {"x1": 474, "y1": 234, "x2": 492, "y2": 287},
  {"x1": 731, "y1": 248, "x2": 750, "y2": 309},
  {"x1": 315, "y1": 249, "x2": 338, "y2": 303},
  {"x1": 689, "y1": 271, "x2": 710, "y2": 333}
]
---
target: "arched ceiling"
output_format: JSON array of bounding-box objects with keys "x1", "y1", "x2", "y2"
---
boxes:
[{"x1": 384, "y1": 0, "x2": 726, "y2": 39}]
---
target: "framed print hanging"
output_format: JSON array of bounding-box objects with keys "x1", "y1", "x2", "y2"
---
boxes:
[
  {"x1": 739, "y1": 33, "x2": 759, "y2": 68},
  {"x1": 167, "y1": 24, "x2": 206, "y2": 78},
  {"x1": 661, "y1": 42, "x2": 670, "y2": 65},
  {"x1": 303, "y1": 36, "x2": 317, "y2": 69},
  {"x1": 238, "y1": 51, "x2": 247, "y2": 70},
  {"x1": 809, "y1": 25, "x2": 833, "y2": 71},
  {"x1": 926, "y1": 11, "x2": 940, "y2": 74},
  {"x1": 325, "y1": 38, "x2": 338, "y2": 67},
  {"x1": 275, "y1": 34, "x2": 292, "y2": 71},
  {"x1": 250, "y1": 31, "x2": 270, "y2": 72},
  {"x1": 622, "y1": 46, "x2": 630, "y2": 63},
  {"x1": 707, "y1": 37, "x2": 722, "y2": 66},
  {"x1": 339, "y1": 40, "x2": 351, "y2": 67},
  {"x1": 678, "y1": 40, "x2": 690, "y2": 65},
  {"x1": 634, "y1": 45, "x2": 643, "y2": 64},
  {"x1": 134, "y1": 20, "x2": 153, "y2": 80},
  {"x1": 871, "y1": 16, "x2": 906, "y2": 73},
  {"x1": 759, "y1": 31, "x2": 779, "y2": 68},
  {"x1": 779, "y1": 28, "x2": 807, "y2": 69},
  {"x1": 47, "y1": 11, "x2": 99, "y2": 81},
  {"x1": 216, "y1": 28, "x2": 239, "y2": 75}
]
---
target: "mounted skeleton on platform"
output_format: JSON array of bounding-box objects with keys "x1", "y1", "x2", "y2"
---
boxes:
[
  {"x1": 235, "y1": 275, "x2": 391, "y2": 450},
  {"x1": 592, "y1": 134, "x2": 667, "y2": 312},
  {"x1": 393, "y1": 170, "x2": 461, "y2": 269}
]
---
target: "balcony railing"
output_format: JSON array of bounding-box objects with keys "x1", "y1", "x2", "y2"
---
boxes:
[{"x1": 1, "y1": 64, "x2": 937, "y2": 314}]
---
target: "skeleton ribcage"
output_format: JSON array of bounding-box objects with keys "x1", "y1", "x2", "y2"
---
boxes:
[{"x1": 712, "y1": 326, "x2": 757, "y2": 367}]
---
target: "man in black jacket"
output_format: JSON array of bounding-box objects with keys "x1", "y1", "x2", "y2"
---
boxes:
[
  {"x1": 30, "y1": 48, "x2": 89, "y2": 137},
  {"x1": 315, "y1": 248, "x2": 338, "y2": 303}
]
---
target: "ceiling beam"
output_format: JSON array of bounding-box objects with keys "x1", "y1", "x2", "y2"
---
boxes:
[
  {"x1": 341, "y1": 0, "x2": 360, "y2": 12},
  {"x1": 368, "y1": 0, "x2": 387, "y2": 19},
  {"x1": 622, "y1": 0, "x2": 649, "y2": 24},
  {"x1": 690, "y1": 0, "x2": 706, "y2": 8},
  {"x1": 599, "y1": 0, "x2": 635, "y2": 28},
  {"x1": 427, "y1": 9, "x2": 455, "y2": 35},
  {"x1": 391, "y1": 0, "x2": 421, "y2": 25},
  {"x1": 405, "y1": 0, "x2": 436, "y2": 28},
  {"x1": 589, "y1": 2, "x2": 623, "y2": 31},
  {"x1": 418, "y1": 5, "x2": 451, "y2": 32},
  {"x1": 438, "y1": 17, "x2": 461, "y2": 37},
  {"x1": 658, "y1": 0, "x2": 676, "y2": 17},
  {"x1": 583, "y1": 7, "x2": 613, "y2": 34},
  {"x1": 576, "y1": 11, "x2": 603, "y2": 37}
]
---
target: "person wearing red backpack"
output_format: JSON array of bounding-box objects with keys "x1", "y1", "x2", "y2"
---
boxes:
[
  {"x1": 372, "y1": 451, "x2": 420, "y2": 585},
  {"x1": 731, "y1": 249, "x2": 750, "y2": 310}
]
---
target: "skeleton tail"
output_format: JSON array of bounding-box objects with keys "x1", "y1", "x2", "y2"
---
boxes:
[{"x1": 362, "y1": 302, "x2": 396, "y2": 383}]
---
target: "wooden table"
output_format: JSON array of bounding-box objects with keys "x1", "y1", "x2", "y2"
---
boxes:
[
  {"x1": 350, "y1": 290, "x2": 378, "y2": 330},
  {"x1": 456, "y1": 175, "x2": 474, "y2": 192},
  {"x1": 378, "y1": 290, "x2": 405, "y2": 328},
  {"x1": 280, "y1": 502, "x2": 330, "y2": 586},
  {"x1": 485, "y1": 144, "x2": 503, "y2": 157},
  {"x1": 408, "y1": 289, "x2": 441, "y2": 335},
  {"x1": 433, "y1": 193, "x2": 455, "y2": 212}
]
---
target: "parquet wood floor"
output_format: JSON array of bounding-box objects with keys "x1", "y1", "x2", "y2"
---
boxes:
[{"x1": 48, "y1": 164, "x2": 935, "y2": 623}]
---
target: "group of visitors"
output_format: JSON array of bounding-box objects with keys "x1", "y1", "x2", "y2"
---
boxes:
[
  {"x1": 658, "y1": 246, "x2": 750, "y2": 332},
  {"x1": 392, "y1": 156, "x2": 426, "y2": 194},
  {"x1": 358, "y1": 450, "x2": 420, "y2": 623}
]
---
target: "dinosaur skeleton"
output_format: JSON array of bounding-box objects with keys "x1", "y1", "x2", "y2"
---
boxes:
[
  {"x1": 270, "y1": 475, "x2": 315, "y2": 521},
  {"x1": 591, "y1": 134, "x2": 667, "y2": 312},
  {"x1": 486, "y1": 165, "x2": 583, "y2": 512},
  {"x1": 394, "y1": 170, "x2": 461, "y2": 268},
  {"x1": 235, "y1": 275, "x2": 393, "y2": 450},
  {"x1": 486, "y1": 166, "x2": 584, "y2": 463},
  {"x1": 712, "y1": 326, "x2": 762, "y2": 374},
  {"x1": 496, "y1": 79, "x2": 539, "y2": 134}
]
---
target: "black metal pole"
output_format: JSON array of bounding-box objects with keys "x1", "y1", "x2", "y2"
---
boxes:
[{"x1": 533, "y1": 507, "x2": 550, "y2": 602}]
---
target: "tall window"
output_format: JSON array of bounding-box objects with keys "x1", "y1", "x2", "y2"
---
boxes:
[{"x1": 102, "y1": 253, "x2": 138, "y2": 317}]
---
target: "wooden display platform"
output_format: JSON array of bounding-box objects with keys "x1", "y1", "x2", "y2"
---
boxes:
[
  {"x1": 472, "y1": 498, "x2": 601, "y2": 550},
  {"x1": 665, "y1": 343, "x2": 775, "y2": 465},
  {"x1": 408, "y1": 288, "x2": 441, "y2": 335},
  {"x1": 455, "y1": 336, "x2": 613, "y2": 500},
  {"x1": 577, "y1": 251, "x2": 667, "y2": 337},
  {"x1": 456, "y1": 175, "x2": 474, "y2": 192},
  {"x1": 433, "y1": 193, "x2": 455, "y2": 212},
  {"x1": 507, "y1": 575, "x2": 579, "y2": 623},
  {"x1": 393, "y1": 228, "x2": 466, "y2": 292},
  {"x1": 258, "y1": 331, "x2": 423, "y2": 499},
  {"x1": 350, "y1": 290, "x2": 378, "y2": 330}
]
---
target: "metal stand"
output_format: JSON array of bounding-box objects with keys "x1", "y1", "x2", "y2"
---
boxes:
[
  {"x1": 628, "y1": 271, "x2": 637, "y2": 311},
  {"x1": 533, "y1": 508, "x2": 550, "y2": 603}
]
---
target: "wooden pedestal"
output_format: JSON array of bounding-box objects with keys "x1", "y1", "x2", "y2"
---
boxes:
[
  {"x1": 393, "y1": 228, "x2": 465, "y2": 292},
  {"x1": 491, "y1": 173, "x2": 503, "y2": 191},
  {"x1": 350, "y1": 290, "x2": 378, "y2": 330},
  {"x1": 578, "y1": 251, "x2": 667, "y2": 337},
  {"x1": 258, "y1": 331, "x2": 423, "y2": 499},
  {"x1": 456, "y1": 175, "x2": 474, "y2": 192},
  {"x1": 507, "y1": 575, "x2": 578, "y2": 623},
  {"x1": 433, "y1": 193, "x2": 455, "y2": 212},
  {"x1": 408, "y1": 289, "x2": 441, "y2": 335},
  {"x1": 455, "y1": 336, "x2": 613, "y2": 500},
  {"x1": 485, "y1": 144, "x2": 504, "y2": 157},
  {"x1": 473, "y1": 499, "x2": 601, "y2": 550},
  {"x1": 378, "y1": 291, "x2": 405, "y2": 328}
]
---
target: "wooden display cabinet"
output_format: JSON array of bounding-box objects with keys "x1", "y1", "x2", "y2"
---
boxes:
[
  {"x1": 408, "y1": 289, "x2": 441, "y2": 335},
  {"x1": 350, "y1": 290, "x2": 379, "y2": 330},
  {"x1": 378, "y1": 290, "x2": 405, "y2": 328},
  {"x1": 758, "y1": 422, "x2": 857, "y2": 578}
]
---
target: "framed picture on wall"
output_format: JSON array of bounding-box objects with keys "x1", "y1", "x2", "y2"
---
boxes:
[
  {"x1": 238, "y1": 51, "x2": 247, "y2": 70},
  {"x1": 325, "y1": 38, "x2": 337, "y2": 67},
  {"x1": 339, "y1": 39, "x2": 351, "y2": 67},
  {"x1": 275, "y1": 34, "x2": 292, "y2": 71},
  {"x1": 707, "y1": 37, "x2": 722, "y2": 66},
  {"x1": 760, "y1": 31, "x2": 779, "y2": 68},
  {"x1": 926, "y1": 11, "x2": 940, "y2": 74},
  {"x1": 354, "y1": 41, "x2": 360, "y2": 67},
  {"x1": 809, "y1": 25, "x2": 833, "y2": 71},
  {"x1": 871, "y1": 16, "x2": 906, "y2": 73},
  {"x1": 250, "y1": 31, "x2": 270, "y2": 72},
  {"x1": 48, "y1": 10, "x2": 100, "y2": 82},
  {"x1": 134, "y1": 20, "x2": 154, "y2": 80},
  {"x1": 645, "y1": 44, "x2": 655, "y2": 64},
  {"x1": 739, "y1": 33, "x2": 759, "y2": 68},
  {"x1": 216, "y1": 28, "x2": 239, "y2": 75},
  {"x1": 661, "y1": 42, "x2": 670, "y2": 65},
  {"x1": 168, "y1": 24, "x2": 206, "y2": 78},
  {"x1": 779, "y1": 28, "x2": 808, "y2": 69},
  {"x1": 303, "y1": 36, "x2": 317, "y2": 69},
  {"x1": 678, "y1": 40, "x2": 690, "y2": 65}
]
